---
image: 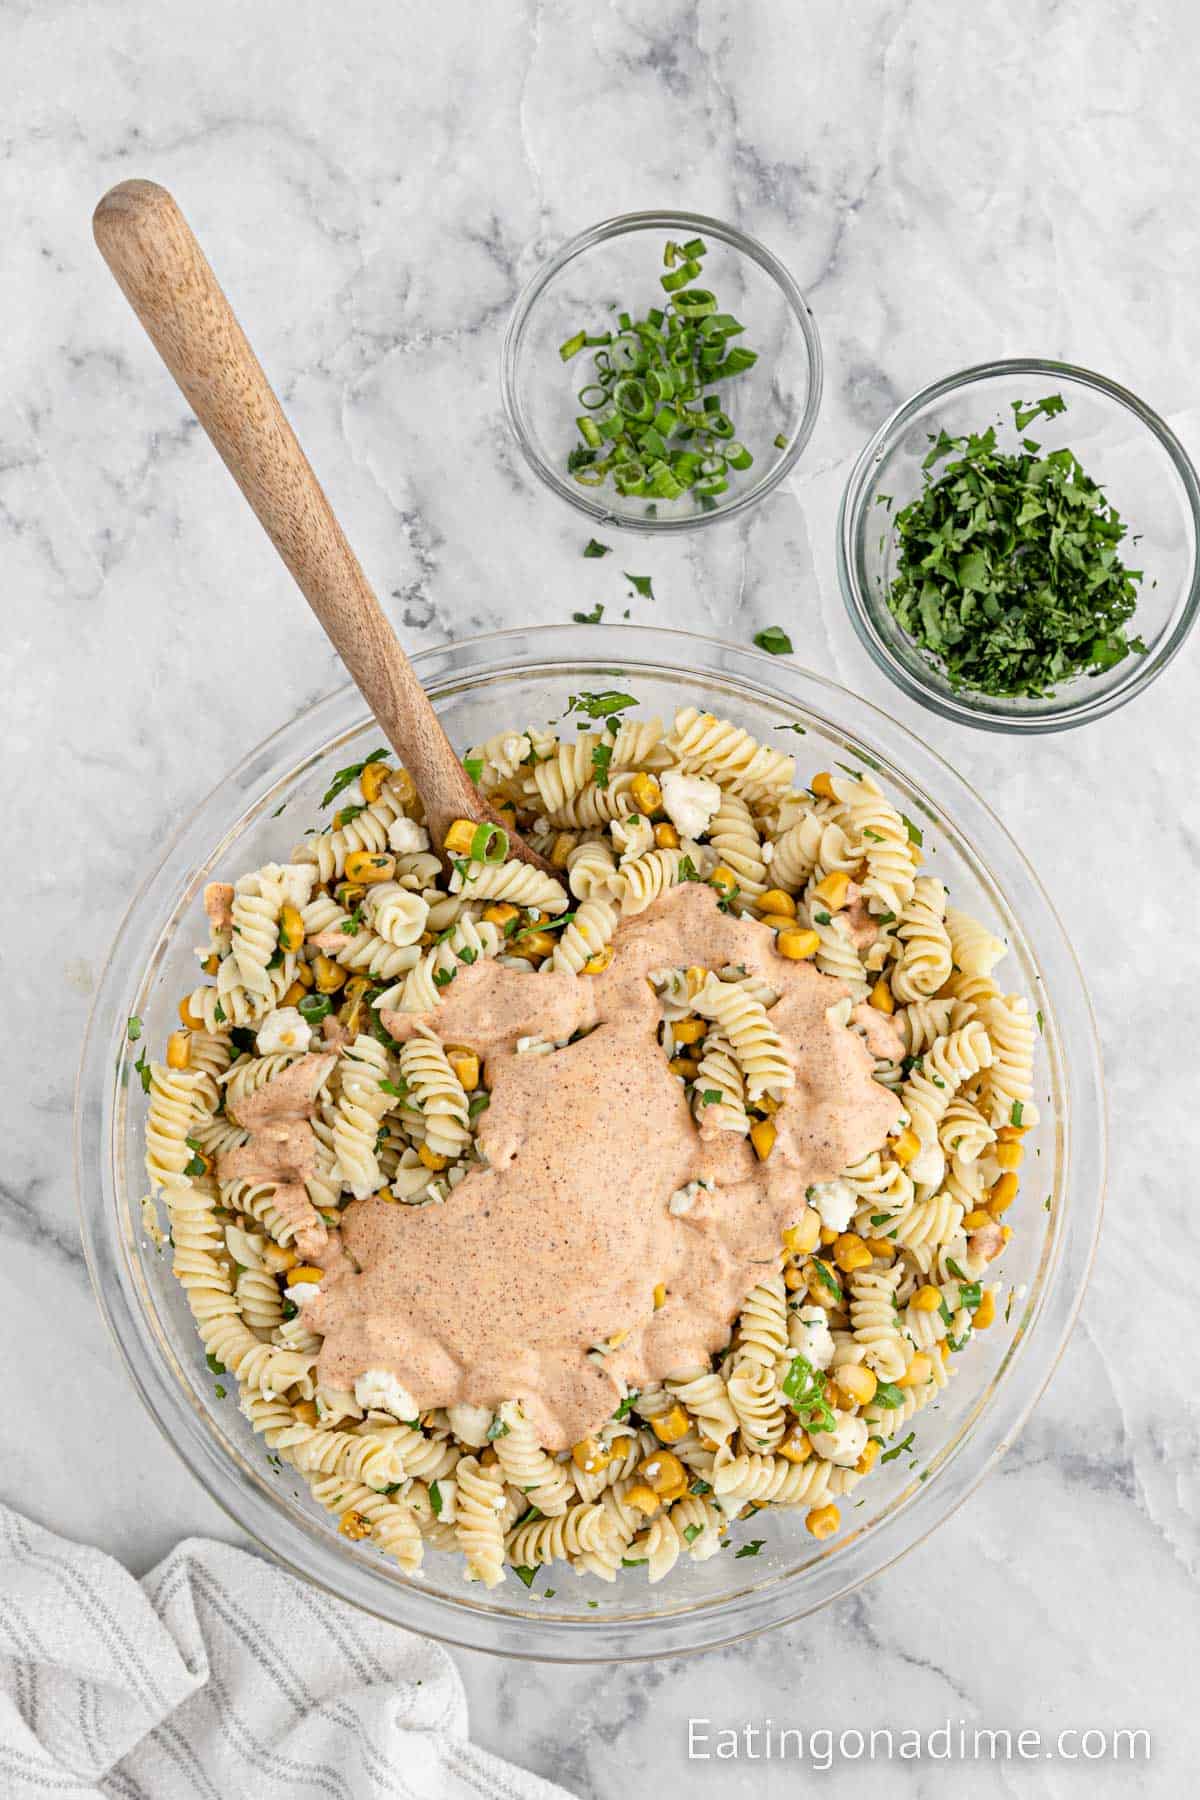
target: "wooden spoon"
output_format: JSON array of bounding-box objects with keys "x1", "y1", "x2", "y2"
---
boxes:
[{"x1": 92, "y1": 178, "x2": 550, "y2": 871}]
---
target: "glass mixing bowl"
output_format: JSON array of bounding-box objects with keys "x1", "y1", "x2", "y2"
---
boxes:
[
  {"x1": 838, "y1": 358, "x2": 1200, "y2": 731},
  {"x1": 501, "y1": 211, "x2": 822, "y2": 532},
  {"x1": 76, "y1": 626, "x2": 1104, "y2": 1661}
]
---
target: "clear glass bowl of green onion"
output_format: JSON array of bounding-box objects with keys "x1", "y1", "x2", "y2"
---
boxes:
[{"x1": 502, "y1": 211, "x2": 822, "y2": 532}]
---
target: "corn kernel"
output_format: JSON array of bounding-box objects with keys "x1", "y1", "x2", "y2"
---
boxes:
[
  {"x1": 482, "y1": 901, "x2": 521, "y2": 931},
  {"x1": 653, "y1": 1282, "x2": 667, "y2": 1310},
  {"x1": 630, "y1": 773, "x2": 662, "y2": 815},
  {"x1": 685, "y1": 965, "x2": 707, "y2": 996},
  {"x1": 672, "y1": 1017, "x2": 706, "y2": 1046},
  {"x1": 293, "y1": 960, "x2": 315, "y2": 990},
  {"x1": 835, "y1": 1363, "x2": 878, "y2": 1406},
  {"x1": 1001, "y1": 1225, "x2": 1013, "y2": 1245},
  {"x1": 806, "y1": 1502, "x2": 840, "y2": 1540},
  {"x1": 868, "y1": 976, "x2": 895, "y2": 1015},
  {"x1": 805, "y1": 1259, "x2": 840, "y2": 1306},
  {"x1": 819, "y1": 1225, "x2": 838, "y2": 1246},
  {"x1": 494, "y1": 801, "x2": 518, "y2": 829},
  {"x1": 856, "y1": 1439, "x2": 881, "y2": 1475},
  {"x1": 756, "y1": 888, "x2": 798, "y2": 919},
  {"x1": 990, "y1": 1172, "x2": 1020, "y2": 1214},
  {"x1": 669, "y1": 1055, "x2": 699, "y2": 1080},
  {"x1": 335, "y1": 882, "x2": 366, "y2": 911},
  {"x1": 865, "y1": 1237, "x2": 896, "y2": 1261},
  {"x1": 749, "y1": 1119, "x2": 777, "y2": 1161},
  {"x1": 583, "y1": 945, "x2": 614, "y2": 976},
  {"x1": 654, "y1": 821, "x2": 680, "y2": 849},
  {"x1": 625, "y1": 1482, "x2": 661, "y2": 1516},
  {"x1": 892, "y1": 1126, "x2": 921, "y2": 1165},
  {"x1": 201, "y1": 952, "x2": 220, "y2": 976},
  {"x1": 339, "y1": 1509, "x2": 372, "y2": 1541},
  {"x1": 784, "y1": 1263, "x2": 807, "y2": 1292},
  {"x1": 709, "y1": 864, "x2": 739, "y2": 898},
  {"x1": 778, "y1": 1423, "x2": 812, "y2": 1463},
  {"x1": 273, "y1": 903, "x2": 302, "y2": 953},
  {"x1": 996, "y1": 1123, "x2": 1029, "y2": 1142},
  {"x1": 760, "y1": 912, "x2": 799, "y2": 932},
  {"x1": 549, "y1": 831, "x2": 575, "y2": 870},
  {"x1": 939, "y1": 1340, "x2": 951, "y2": 1361},
  {"x1": 444, "y1": 819, "x2": 477, "y2": 854},
  {"x1": 897, "y1": 1352, "x2": 933, "y2": 1389},
  {"x1": 810, "y1": 771, "x2": 836, "y2": 801},
  {"x1": 287, "y1": 1266, "x2": 322, "y2": 1285},
  {"x1": 513, "y1": 928, "x2": 556, "y2": 962},
  {"x1": 996, "y1": 1140, "x2": 1024, "y2": 1171},
  {"x1": 963, "y1": 1207, "x2": 992, "y2": 1229},
  {"x1": 782, "y1": 1213, "x2": 821, "y2": 1256},
  {"x1": 650, "y1": 1405, "x2": 690, "y2": 1445},
  {"x1": 833, "y1": 1232, "x2": 872, "y2": 1273},
  {"x1": 638, "y1": 1448, "x2": 686, "y2": 1494},
  {"x1": 776, "y1": 927, "x2": 820, "y2": 961},
  {"x1": 280, "y1": 980, "x2": 308, "y2": 1008},
  {"x1": 812, "y1": 869, "x2": 850, "y2": 910},
  {"x1": 166, "y1": 1031, "x2": 192, "y2": 1070},
  {"x1": 386, "y1": 767, "x2": 416, "y2": 810},
  {"x1": 756, "y1": 1093, "x2": 781, "y2": 1116},
  {"x1": 178, "y1": 995, "x2": 203, "y2": 1030},
  {"x1": 912, "y1": 1284, "x2": 942, "y2": 1312},
  {"x1": 261, "y1": 1243, "x2": 298, "y2": 1273},
  {"x1": 446, "y1": 1046, "x2": 480, "y2": 1092},
  {"x1": 359, "y1": 758, "x2": 389, "y2": 804},
  {"x1": 479, "y1": 1445, "x2": 499, "y2": 1468},
  {"x1": 417, "y1": 1144, "x2": 449, "y2": 1172},
  {"x1": 345, "y1": 850, "x2": 395, "y2": 886},
  {"x1": 312, "y1": 954, "x2": 347, "y2": 994},
  {"x1": 571, "y1": 1436, "x2": 612, "y2": 1475},
  {"x1": 974, "y1": 1289, "x2": 997, "y2": 1330}
]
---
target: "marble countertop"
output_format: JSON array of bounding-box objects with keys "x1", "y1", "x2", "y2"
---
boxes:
[{"x1": 6, "y1": 0, "x2": 1197, "y2": 1791}]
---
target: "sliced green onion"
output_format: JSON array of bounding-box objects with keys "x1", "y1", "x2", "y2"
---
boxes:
[
  {"x1": 576, "y1": 415, "x2": 603, "y2": 449},
  {"x1": 469, "y1": 822, "x2": 509, "y2": 864},
  {"x1": 681, "y1": 235, "x2": 707, "y2": 258},
  {"x1": 559, "y1": 330, "x2": 586, "y2": 361},
  {"x1": 725, "y1": 441, "x2": 753, "y2": 470},
  {"x1": 673, "y1": 287, "x2": 717, "y2": 320}
]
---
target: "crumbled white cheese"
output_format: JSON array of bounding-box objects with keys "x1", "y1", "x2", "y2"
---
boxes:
[
  {"x1": 447, "y1": 1403, "x2": 493, "y2": 1447},
  {"x1": 808, "y1": 1178, "x2": 856, "y2": 1234},
  {"x1": 792, "y1": 1304, "x2": 835, "y2": 1371},
  {"x1": 387, "y1": 815, "x2": 431, "y2": 855},
  {"x1": 353, "y1": 1369, "x2": 418, "y2": 1420},
  {"x1": 280, "y1": 863, "x2": 317, "y2": 909},
  {"x1": 760, "y1": 840, "x2": 774, "y2": 865},
  {"x1": 255, "y1": 1006, "x2": 313, "y2": 1057},
  {"x1": 284, "y1": 1281, "x2": 321, "y2": 1307},
  {"x1": 811, "y1": 1410, "x2": 869, "y2": 1468},
  {"x1": 661, "y1": 769, "x2": 722, "y2": 841},
  {"x1": 668, "y1": 1178, "x2": 713, "y2": 1216}
]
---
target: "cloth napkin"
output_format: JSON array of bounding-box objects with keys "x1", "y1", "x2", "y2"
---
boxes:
[{"x1": 0, "y1": 1501, "x2": 574, "y2": 1799}]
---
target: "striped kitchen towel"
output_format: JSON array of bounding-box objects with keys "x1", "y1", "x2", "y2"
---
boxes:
[{"x1": 0, "y1": 1502, "x2": 572, "y2": 1798}]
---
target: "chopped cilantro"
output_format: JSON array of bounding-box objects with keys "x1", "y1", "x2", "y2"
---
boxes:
[
  {"x1": 700, "y1": 1088, "x2": 722, "y2": 1106},
  {"x1": 735, "y1": 1539, "x2": 766, "y2": 1558},
  {"x1": 433, "y1": 967, "x2": 456, "y2": 989},
  {"x1": 487, "y1": 1417, "x2": 510, "y2": 1440},
  {"x1": 134, "y1": 1049, "x2": 151, "y2": 1093},
  {"x1": 592, "y1": 742, "x2": 613, "y2": 788},
  {"x1": 468, "y1": 1093, "x2": 490, "y2": 1121},
  {"x1": 205, "y1": 1353, "x2": 226, "y2": 1375},
  {"x1": 683, "y1": 1523, "x2": 703, "y2": 1545},
  {"x1": 884, "y1": 403, "x2": 1146, "y2": 697},
  {"x1": 753, "y1": 625, "x2": 793, "y2": 656},
  {"x1": 1011, "y1": 1100, "x2": 1024, "y2": 1126},
  {"x1": 513, "y1": 1565, "x2": 538, "y2": 1589},
  {"x1": 378, "y1": 1077, "x2": 407, "y2": 1099},
  {"x1": 880, "y1": 1430, "x2": 916, "y2": 1463},
  {"x1": 624, "y1": 572, "x2": 654, "y2": 599},
  {"x1": 564, "y1": 689, "x2": 638, "y2": 721},
  {"x1": 583, "y1": 538, "x2": 612, "y2": 558},
  {"x1": 901, "y1": 814, "x2": 923, "y2": 847},
  {"x1": 871, "y1": 1379, "x2": 904, "y2": 1410},
  {"x1": 573, "y1": 603, "x2": 605, "y2": 624},
  {"x1": 429, "y1": 1480, "x2": 443, "y2": 1517},
  {"x1": 214, "y1": 1383, "x2": 227, "y2": 1398},
  {"x1": 775, "y1": 721, "x2": 807, "y2": 734}
]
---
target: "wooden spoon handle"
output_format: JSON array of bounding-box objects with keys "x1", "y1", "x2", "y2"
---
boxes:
[{"x1": 92, "y1": 178, "x2": 546, "y2": 868}]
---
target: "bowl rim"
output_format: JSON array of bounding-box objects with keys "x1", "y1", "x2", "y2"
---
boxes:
[
  {"x1": 837, "y1": 355, "x2": 1200, "y2": 733},
  {"x1": 500, "y1": 208, "x2": 824, "y2": 534},
  {"x1": 75, "y1": 623, "x2": 1105, "y2": 1661}
]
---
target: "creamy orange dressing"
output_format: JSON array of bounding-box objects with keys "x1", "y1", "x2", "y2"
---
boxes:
[
  {"x1": 217, "y1": 1051, "x2": 337, "y2": 1261},
  {"x1": 300, "y1": 884, "x2": 900, "y2": 1449}
]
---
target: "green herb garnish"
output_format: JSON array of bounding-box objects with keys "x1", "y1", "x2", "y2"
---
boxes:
[
  {"x1": 134, "y1": 1049, "x2": 151, "y2": 1094},
  {"x1": 573, "y1": 603, "x2": 605, "y2": 624},
  {"x1": 298, "y1": 993, "x2": 332, "y2": 1024},
  {"x1": 205, "y1": 1353, "x2": 226, "y2": 1376},
  {"x1": 583, "y1": 538, "x2": 612, "y2": 558},
  {"x1": 513, "y1": 1564, "x2": 538, "y2": 1589},
  {"x1": 683, "y1": 1523, "x2": 703, "y2": 1545},
  {"x1": 735, "y1": 1539, "x2": 766, "y2": 1559},
  {"x1": 126, "y1": 1016, "x2": 142, "y2": 1041},
  {"x1": 564, "y1": 690, "x2": 638, "y2": 721},
  {"x1": 591, "y1": 742, "x2": 613, "y2": 788},
  {"x1": 880, "y1": 1430, "x2": 916, "y2": 1463},
  {"x1": 753, "y1": 625, "x2": 793, "y2": 656},
  {"x1": 463, "y1": 755, "x2": 484, "y2": 785},
  {"x1": 884, "y1": 400, "x2": 1145, "y2": 697},
  {"x1": 624, "y1": 572, "x2": 655, "y2": 599}
]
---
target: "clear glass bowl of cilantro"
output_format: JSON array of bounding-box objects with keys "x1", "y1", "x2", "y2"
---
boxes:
[
  {"x1": 838, "y1": 360, "x2": 1200, "y2": 730},
  {"x1": 502, "y1": 210, "x2": 822, "y2": 531}
]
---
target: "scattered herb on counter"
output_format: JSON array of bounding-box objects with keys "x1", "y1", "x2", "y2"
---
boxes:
[
  {"x1": 735, "y1": 1539, "x2": 766, "y2": 1559},
  {"x1": 753, "y1": 625, "x2": 793, "y2": 656},
  {"x1": 573, "y1": 603, "x2": 605, "y2": 624},
  {"x1": 583, "y1": 538, "x2": 612, "y2": 558},
  {"x1": 624, "y1": 572, "x2": 655, "y2": 600},
  {"x1": 559, "y1": 237, "x2": 763, "y2": 506},
  {"x1": 884, "y1": 396, "x2": 1145, "y2": 696}
]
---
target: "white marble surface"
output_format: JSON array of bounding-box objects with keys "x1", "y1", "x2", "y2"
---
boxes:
[{"x1": 5, "y1": 0, "x2": 1199, "y2": 1791}]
